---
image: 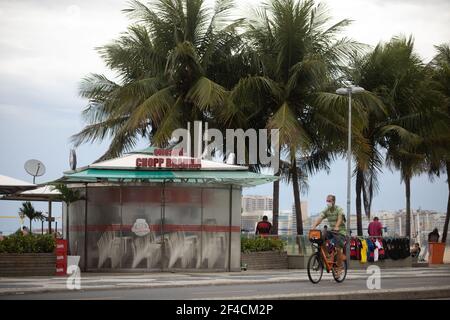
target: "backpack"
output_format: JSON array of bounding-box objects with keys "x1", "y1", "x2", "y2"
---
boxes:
[
  {"x1": 401, "y1": 238, "x2": 410, "y2": 259},
  {"x1": 356, "y1": 239, "x2": 362, "y2": 260},
  {"x1": 382, "y1": 238, "x2": 388, "y2": 259},
  {"x1": 377, "y1": 239, "x2": 385, "y2": 260},
  {"x1": 367, "y1": 238, "x2": 375, "y2": 262},
  {"x1": 390, "y1": 238, "x2": 400, "y2": 260},
  {"x1": 350, "y1": 238, "x2": 358, "y2": 260}
]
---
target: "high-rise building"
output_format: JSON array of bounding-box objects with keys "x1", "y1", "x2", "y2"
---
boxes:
[
  {"x1": 279, "y1": 210, "x2": 296, "y2": 235},
  {"x1": 291, "y1": 202, "x2": 309, "y2": 223},
  {"x1": 242, "y1": 195, "x2": 273, "y2": 213}
]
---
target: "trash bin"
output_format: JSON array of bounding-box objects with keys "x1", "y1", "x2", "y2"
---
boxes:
[{"x1": 428, "y1": 242, "x2": 446, "y2": 264}]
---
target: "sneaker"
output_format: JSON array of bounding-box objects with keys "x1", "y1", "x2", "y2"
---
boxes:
[{"x1": 334, "y1": 265, "x2": 344, "y2": 277}]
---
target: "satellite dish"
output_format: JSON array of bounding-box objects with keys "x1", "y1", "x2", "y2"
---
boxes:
[
  {"x1": 69, "y1": 149, "x2": 77, "y2": 170},
  {"x1": 24, "y1": 159, "x2": 46, "y2": 184}
]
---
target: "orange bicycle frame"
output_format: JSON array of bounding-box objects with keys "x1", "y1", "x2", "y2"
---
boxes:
[{"x1": 319, "y1": 242, "x2": 335, "y2": 272}]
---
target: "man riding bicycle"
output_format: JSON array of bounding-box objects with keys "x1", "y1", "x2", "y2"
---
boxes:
[{"x1": 311, "y1": 194, "x2": 346, "y2": 272}]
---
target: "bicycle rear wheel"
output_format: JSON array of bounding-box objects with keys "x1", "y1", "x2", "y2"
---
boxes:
[
  {"x1": 307, "y1": 253, "x2": 323, "y2": 284},
  {"x1": 332, "y1": 256, "x2": 348, "y2": 283}
]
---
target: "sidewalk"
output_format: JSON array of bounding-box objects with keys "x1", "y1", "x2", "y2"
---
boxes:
[{"x1": 1, "y1": 266, "x2": 450, "y2": 297}]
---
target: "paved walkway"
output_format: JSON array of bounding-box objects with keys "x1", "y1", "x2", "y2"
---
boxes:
[{"x1": 1, "y1": 266, "x2": 450, "y2": 297}]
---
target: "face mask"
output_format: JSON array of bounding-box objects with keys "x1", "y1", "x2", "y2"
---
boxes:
[{"x1": 327, "y1": 202, "x2": 332, "y2": 207}]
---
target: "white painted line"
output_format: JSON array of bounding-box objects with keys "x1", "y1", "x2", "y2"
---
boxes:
[{"x1": 193, "y1": 290, "x2": 256, "y2": 295}]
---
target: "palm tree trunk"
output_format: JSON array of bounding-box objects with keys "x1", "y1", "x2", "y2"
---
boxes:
[
  {"x1": 29, "y1": 219, "x2": 32, "y2": 234},
  {"x1": 355, "y1": 169, "x2": 364, "y2": 236},
  {"x1": 292, "y1": 158, "x2": 303, "y2": 235},
  {"x1": 405, "y1": 175, "x2": 411, "y2": 239},
  {"x1": 442, "y1": 161, "x2": 450, "y2": 244},
  {"x1": 272, "y1": 152, "x2": 280, "y2": 235},
  {"x1": 272, "y1": 178, "x2": 279, "y2": 235}
]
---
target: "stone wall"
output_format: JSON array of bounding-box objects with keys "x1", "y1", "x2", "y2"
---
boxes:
[
  {"x1": 0, "y1": 253, "x2": 56, "y2": 276},
  {"x1": 241, "y1": 251, "x2": 288, "y2": 270}
]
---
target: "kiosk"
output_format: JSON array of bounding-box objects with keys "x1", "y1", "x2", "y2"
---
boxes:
[{"x1": 55, "y1": 147, "x2": 277, "y2": 272}]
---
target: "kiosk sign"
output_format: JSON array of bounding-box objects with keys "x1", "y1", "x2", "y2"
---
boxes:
[
  {"x1": 131, "y1": 219, "x2": 150, "y2": 236},
  {"x1": 136, "y1": 148, "x2": 201, "y2": 169}
]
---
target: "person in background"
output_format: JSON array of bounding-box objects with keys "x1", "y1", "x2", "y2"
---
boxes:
[
  {"x1": 411, "y1": 243, "x2": 421, "y2": 258},
  {"x1": 368, "y1": 217, "x2": 383, "y2": 237},
  {"x1": 255, "y1": 215, "x2": 272, "y2": 236},
  {"x1": 428, "y1": 228, "x2": 440, "y2": 242},
  {"x1": 0, "y1": 231, "x2": 4, "y2": 241},
  {"x1": 21, "y1": 226, "x2": 29, "y2": 236}
]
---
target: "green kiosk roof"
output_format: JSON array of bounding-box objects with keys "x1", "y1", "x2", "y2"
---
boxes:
[
  {"x1": 60, "y1": 168, "x2": 276, "y2": 187},
  {"x1": 56, "y1": 150, "x2": 277, "y2": 187}
]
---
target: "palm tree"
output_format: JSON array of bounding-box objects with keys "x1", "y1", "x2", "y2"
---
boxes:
[
  {"x1": 72, "y1": 0, "x2": 249, "y2": 161},
  {"x1": 53, "y1": 184, "x2": 83, "y2": 254},
  {"x1": 280, "y1": 145, "x2": 334, "y2": 235},
  {"x1": 383, "y1": 37, "x2": 443, "y2": 239},
  {"x1": 226, "y1": 0, "x2": 363, "y2": 234},
  {"x1": 343, "y1": 39, "x2": 426, "y2": 235},
  {"x1": 19, "y1": 202, "x2": 43, "y2": 234},
  {"x1": 427, "y1": 43, "x2": 450, "y2": 243}
]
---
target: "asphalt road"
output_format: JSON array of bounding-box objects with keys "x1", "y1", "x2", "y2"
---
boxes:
[{"x1": 2, "y1": 274, "x2": 450, "y2": 300}]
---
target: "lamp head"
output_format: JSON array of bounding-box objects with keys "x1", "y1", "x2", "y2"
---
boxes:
[{"x1": 336, "y1": 86, "x2": 365, "y2": 95}]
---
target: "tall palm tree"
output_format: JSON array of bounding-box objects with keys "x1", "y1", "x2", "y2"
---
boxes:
[
  {"x1": 279, "y1": 145, "x2": 335, "y2": 235},
  {"x1": 226, "y1": 0, "x2": 363, "y2": 234},
  {"x1": 19, "y1": 202, "x2": 43, "y2": 234},
  {"x1": 72, "y1": 0, "x2": 249, "y2": 161},
  {"x1": 343, "y1": 38, "x2": 429, "y2": 235},
  {"x1": 383, "y1": 37, "x2": 443, "y2": 239},
  {"x1": 427, "y1": 43, "x2": 450, "y2": 243}
]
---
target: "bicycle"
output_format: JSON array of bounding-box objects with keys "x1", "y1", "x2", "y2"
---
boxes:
[{"x1": 307, "y1": 229, "x2": 347, "y2": 284}]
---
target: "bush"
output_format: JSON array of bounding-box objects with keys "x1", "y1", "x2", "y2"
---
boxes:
[
  {"x1": 0, "y1": 233, "x2": 56, "y2": 253},
  {"x1": 241, "y1": 236, "x2": 285, "y2": 253}
]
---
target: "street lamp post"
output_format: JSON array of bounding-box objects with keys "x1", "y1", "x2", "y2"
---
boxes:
[{"x1": 336, "y1": 85, "x2": 365, "y2": 260}]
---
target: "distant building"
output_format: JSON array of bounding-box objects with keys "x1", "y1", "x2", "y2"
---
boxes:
[
  {"x1": 242, "y1": 195, "x2": 273, "y2": 213},
  {"x1": 291, "y1": 202, "x2": 309, "y2": 223},
  {"x1": 279, "y1": 210, "x2": 296, "y2": 235}
]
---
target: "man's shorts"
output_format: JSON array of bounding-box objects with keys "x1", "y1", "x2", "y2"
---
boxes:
[{"x1": 326, "y1": 232, "x2": 346, "y2": 248}]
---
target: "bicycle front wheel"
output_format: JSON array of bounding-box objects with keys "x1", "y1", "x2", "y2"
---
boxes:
[
  {"x1": 332, "y1": 258, "x2": 348, "y2": 283},
  {"x1": 307, "y1": 253, "x2": 323, "y2": 284}
]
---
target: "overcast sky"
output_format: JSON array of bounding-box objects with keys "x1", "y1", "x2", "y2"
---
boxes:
[{"x1": 0, "y1": 0, "x2": 449, "y2": 233}]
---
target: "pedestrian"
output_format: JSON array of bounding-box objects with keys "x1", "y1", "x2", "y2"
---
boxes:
[
  {"x1": 428, "y1": 228, "x2": 440, "y2": 242},
  {"x1": 255, "y1": 215, "x2": 272, "y2": 236},
  {"x1": 411, "y1": 243, "x2": 421, "y2": 258},
  {"x1": 21, "y1": 226, "x2": 29, "y2": 236},
  {"x1": 368, "y1": 217, "x2": 383, "y2": 237}
]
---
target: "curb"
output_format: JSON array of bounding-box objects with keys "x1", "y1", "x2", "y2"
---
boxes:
[{"x1": 211, "y1": 285, "x2": 450, "y2": 300}]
